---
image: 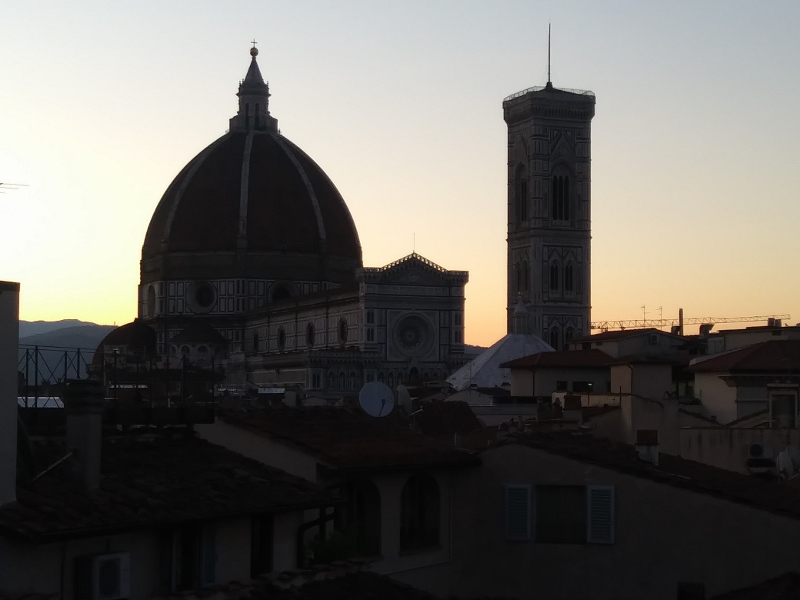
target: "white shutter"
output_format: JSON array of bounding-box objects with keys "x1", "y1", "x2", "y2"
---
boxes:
[
  {"x1": 504, "y1": 484, "x2": 532, "y2": 541},
  {"x1": 587, "y1": 485, "x2": 615, "y2": 544}
]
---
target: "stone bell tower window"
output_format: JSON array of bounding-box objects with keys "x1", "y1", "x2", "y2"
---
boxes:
[
  {"x1": 552, "y1": 175, "x2": 570, "y2": 221},
  {"x1": 515, "y1": 165, "x2": 528, "y2": 223}
]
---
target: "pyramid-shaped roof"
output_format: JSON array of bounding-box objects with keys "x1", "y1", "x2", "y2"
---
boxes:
[{"x1": 447, "y1": 333, "x2": 553, "y2": 391}]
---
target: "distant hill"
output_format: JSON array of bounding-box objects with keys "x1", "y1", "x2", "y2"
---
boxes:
[
  {"x1": 18, "y1": 319, "x2": 102, "y2": 339},
  {"x1": 19, "y1": 324, "x2": 116, "y2": 351},
  {"x1": 18, "y1": 322, "x2": 117, "y2": 384}
]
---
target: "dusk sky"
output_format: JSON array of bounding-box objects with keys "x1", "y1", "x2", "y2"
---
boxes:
[{"x1": 2, "y1": 1, "x2": 799, "y2": 347}]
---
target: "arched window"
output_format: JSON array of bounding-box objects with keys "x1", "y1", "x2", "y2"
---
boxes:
[
  {"x1": 515, "y1": 262, "x2": 522, "y2": 293},
  {"x1": 550, "y1": 262, "x2": 560, "y2": 291},
  {"x1": 197, "y1": 345, "x2": 208, "y2": 354},
  {"x1": 350, "y1": 372, "x2": 357, "y2": 389},
  {"x1": 255, "y1": 103, "x2": 260, "y2": 127},
  {"x1": 339, "y1": 319, "x2": 348, "y2": 343},
  {"x1": 180, "y1": 345, "x2": 190, "y2": 355},
  {"x1": 306, "y1": 323, "x2": 315, "y2": 348},
  {"x1": 272, "y1": 285, "x2": 291, "y2": 302},
  {"x1": 397, "y1": 373, "x2": 404, "y2": 385},
  {"x1": 400, "y1": 473, "x2": 440, "y2": 551},
  {"x1": 515, "y1": 165, "x2": 528, "y2": 223},
  {"x1": 565, "y1": 327, "x2": 575, "y2": 343},
  {"x1": 564, "y1": 263, "x2": 574, "y2": 293},
  {"x1": 339, "y1": 372, "x2": 346, "y2": 390},
  {"x1": 551, "y1": 174, "x2": 571, "y2": 221},
  {"x1": 328, "y1": 372, "x2": 335, "y2": 389},
  {"x1": 549, "y1": 326, "x2": 561, "y2": 350},
  {"x1": 252, "y1": 331, "x2": 259, "y2": 352},
  {"x1": 523, "y1": 261, "x2": 529, "y2": 292},
  {"x1": 277, "y1": 327, "x2": 286, "y2": 351},
  {"x1": 378, "y1": 371, "x2": 385, "y2": 383},
  {"x1": 245, "y1": 103, "x2": 250, "y2": 127},
  {"x1": 345, "y1": 479, "x2": 381, "y2": 557}
]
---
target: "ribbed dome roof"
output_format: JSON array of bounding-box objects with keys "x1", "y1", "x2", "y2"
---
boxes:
[
  {"x1": 142, "y1": 131, "x2": 361, "y2": 260},
  {"x1": 140, "y1": 48, "x2": 362, "y2": 287},
  {"x1": 92, "y1": 319, "x2": 156, "y2": 365}
]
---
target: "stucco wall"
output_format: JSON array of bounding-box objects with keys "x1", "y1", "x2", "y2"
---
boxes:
[
  {"x1": 449, "y1": 443, "x2": 800, "y2": 600},
  {"x1": 0, "y1": 516, "x2": 254, "y2": 600},
  {"x1": 679, "y1": 427, "x2": 800, "y2": 473},
  {"x1": 696, "y1": 372, "x2": 738, "y2": 424}
]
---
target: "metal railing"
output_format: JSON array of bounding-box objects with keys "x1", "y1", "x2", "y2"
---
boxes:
[{"x1": 503, "y1": 85, "x2": 595, "y2": 103}]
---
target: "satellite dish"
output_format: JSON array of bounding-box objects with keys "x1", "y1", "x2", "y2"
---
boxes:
[{"x1": 359, "y1": 381, "x2": 395, "y2": 418}]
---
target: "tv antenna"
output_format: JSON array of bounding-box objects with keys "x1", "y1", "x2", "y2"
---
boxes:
[
  {"x1": 547, "y1": 23, "x2": 551, "y2": 85},
  {"x1": 358, "y1": 381, "x2": 395, "y2": 417}
]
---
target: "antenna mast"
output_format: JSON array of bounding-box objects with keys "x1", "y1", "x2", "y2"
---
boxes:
[{"x1": 547, "y1": 23, "x2": 551, "y2": 85}]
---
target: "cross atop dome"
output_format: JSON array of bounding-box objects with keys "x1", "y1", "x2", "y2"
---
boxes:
[{"x1": 230, "y1": 43, "x2": 278, "y2": 133}]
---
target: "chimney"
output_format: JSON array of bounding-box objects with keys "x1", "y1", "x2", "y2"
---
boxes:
[
  {"x1": 0, "y1": 282, "x2": 20, "y2": 506},
  {"x1": 61, "y1": 379, "x2": 105, "y2": 492},
  {"x1": 636, "y1": 429, "x2": 659, "y2": 466}
]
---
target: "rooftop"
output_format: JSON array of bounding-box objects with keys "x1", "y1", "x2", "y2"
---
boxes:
[
  {"x1": 218, "y1": 406, "x2": 479, "y2": 472},
  {"x1": 0, "y1": 431, "x2": 336, "y2": 541},
  {"x1": 689, "y1": 340, "x2": 800, "y2": 373},
  {"x1": 570, "y1": 328, "x2": 665, "y2": 343},
  {"x1": 500, "y1": 431, "x2": 800, "y2": 521}
]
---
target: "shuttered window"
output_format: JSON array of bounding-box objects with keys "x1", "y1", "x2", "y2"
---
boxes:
[
  {"x1": 504, "y1": 484, "x2": 532, "y2": 541},
  {"x1": 586, "y1": 485, "x2": 615, "y2": 544}
]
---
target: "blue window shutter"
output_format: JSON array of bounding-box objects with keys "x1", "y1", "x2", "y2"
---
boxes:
[
  {"x1": 504, "y1": 484, "x2": 531, "y2": 541},
  {"x1": 201, "y1": 524, "x2": 216, "y2": 585},
  {"x1": 587, "y1": 485, "x2": 615, "y2": 544}
]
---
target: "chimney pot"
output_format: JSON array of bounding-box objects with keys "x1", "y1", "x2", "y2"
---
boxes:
[{"x1": 61, "y1": 379, "x2": 105, "y2": 492}]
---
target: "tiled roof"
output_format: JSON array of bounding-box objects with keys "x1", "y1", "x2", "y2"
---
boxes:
[
  {"x1": 711, "y1": 572, "x2": 800, "y2": 599},
  {"x1": 0, "y1": 431, "x2": 336, "y2": 541},
  {"x1": 688, "y1": 340, "x2": 800, "y2": 373},
  {"x1": 218, "y1": 407, "x2": 479, "y2": 472},
  {"x1": 500, "y1": 431, "x2": 800, "y2": 521},
  {"x1": 569, "y1": 328, "x2": 663, "y2": 343},
  {"x1": 501, "y1": 349, "x2": 611, "y2": 369}
]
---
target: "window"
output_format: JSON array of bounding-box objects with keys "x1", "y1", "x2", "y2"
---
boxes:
[
  {"x1": 366, "y1": 310, "x2": 375, "y2": 325},
  {"x1": 306, "y1": 323, "x2": 315, "y2": 348},
  {"x1": 551, "y1": 174, "x2": 570, "y2": 221},
  {"x1": 344, "y1": 479, "x2": 381, "y2": 556},
  {"x1": 400, "y1": 473, "x2": 440, "y2": 552},
  {"x1": 250, "y1": 515, "x2": 273, "y2": 577},
  {"x1": 366, "y1": 328, "x2": 375, "y2": 342},
  {"x1": 564, "y1": 263, "x2": 574, "y2": 292},
  {"x1": 172, "y1": 523, "x2": 216, "y2": 591},
  {"x1": 550, "y1": 327, "x2": 561, "y2": 350},
  {"x1": 277, "y1": 327, "x2": 286, "y2": 351},
  {"x1": 503, "y1": 485, "x2": 614, "y2": 545},
  {"x1": 252, "y1": 331, "x2": 259, "y2": 352},
  {"x1": 565, "y1": 327, "x2": 575, "y2": 343},
  {"x1": 339, "y1": 372, "x2": 346, "y2": 390},
  {"x1": 339, "y1": 319, "x2": 348, "y2": 343},
  {"x1": 549, "y1": 263, "x2": 560, "y2": 291},
  {"x1": 523, "y1": 261, "x2": 529, "y2": 292},
  {"x1": 515, "y1": 164, "x2": 528, "y2": 223},
  {"x1": 573, "y1": 381, "x2": 593, "y2": 393}
]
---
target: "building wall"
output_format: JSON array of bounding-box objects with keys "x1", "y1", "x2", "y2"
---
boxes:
[
  {"x1": 679, "y1": 427, "x2": 800, "y2": 474},
  {"x1": 449, "y1": 443, "x2": 800, "y2": 600},
  {"x1": 0, "y1": 281, "x2": 19, "y2": 506},
  {"x1": 533, "y1": 367, "x2": 609, "y2": 396},
  {"x1": 696, "y1": 372, "x2": 738, "y2": 424},
  {"x1": 0, "y1": 517, "x2": 254, "y2": 600}
]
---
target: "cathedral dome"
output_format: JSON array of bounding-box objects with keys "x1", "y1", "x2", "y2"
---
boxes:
[{"x1": 140, "y1": 48, "x2": 361, "y2": 288}]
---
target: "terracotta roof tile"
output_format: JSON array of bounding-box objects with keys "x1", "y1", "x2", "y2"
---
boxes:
[
  {"x1": 0, "y1": 431, "x2": 336, "y2": 541},
  {"x1": 218, "y1": 407, "x2": 479, "y2": 472},
  {"x1": 689, "y1": 340, "x2": 800, "y2": 373}
]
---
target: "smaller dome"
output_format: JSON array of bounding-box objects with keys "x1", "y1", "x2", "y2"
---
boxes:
[{"x1": 92, "y1": 319, "x2": 156, "y2": 365}]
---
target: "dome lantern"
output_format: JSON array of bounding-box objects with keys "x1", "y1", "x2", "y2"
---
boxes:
[{"x1": 229, "y1": 42, "x2": 278, "y2": 132}]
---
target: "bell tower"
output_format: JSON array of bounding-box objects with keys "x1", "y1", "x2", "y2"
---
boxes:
[{"x1": 503, "y1": 81, "x2": 595, "y2": 349}]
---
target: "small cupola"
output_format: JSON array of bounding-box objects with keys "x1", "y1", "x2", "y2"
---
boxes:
[{"x1": 229, "y1": 43, "x2": 278, "y2": 132}]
